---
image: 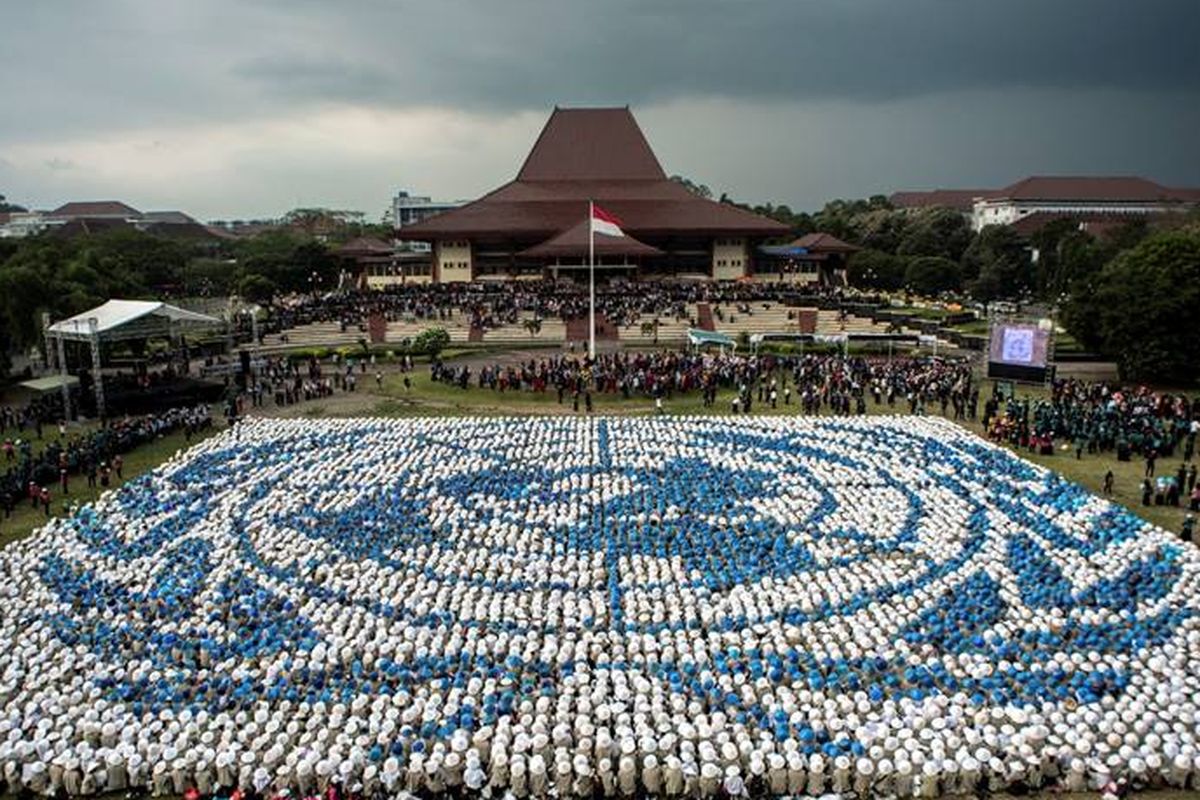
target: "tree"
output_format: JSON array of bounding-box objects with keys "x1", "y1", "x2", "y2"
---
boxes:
[
  {"x1": 1065, "y1": 230, "x2": 1200, "y2": 383},
  {"x1": 963, "y1": 225, "x2": 1031, "y2": 301},
  {"x1": 234, "y1": 231, "x2": 336, "y2": 294},
  {"x1": 856, "y1": 209, "x2": 911, "y2": 254},
  {"x1": 669, "y1": 175, "x2": 712, "y2": 199},
  {"x1": 1027, "y1": 219, "x2": 1110, "y2": 300},
  {"x1": 238, "y1": 274, "x2": 277, "y2": 303},
  {"x1": 896, "y1": 207, "x2": 972, "y2": 261},
  {"x1": 0, "y1": 194, "x2": 26, "y2": 213},
  {"x1": 412, "y1": 327, "x2": 451, "y2": 357},
  {"x1": 847, "y1": 249, "x2": 907, "y2": 291},
  {"x1": 904, "y1": 256, "x2": 961, "y2": 296}
]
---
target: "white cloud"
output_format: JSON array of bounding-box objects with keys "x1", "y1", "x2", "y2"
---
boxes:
[{"x1": 0, "y1": 106, "x2": 547, "y2": 219}]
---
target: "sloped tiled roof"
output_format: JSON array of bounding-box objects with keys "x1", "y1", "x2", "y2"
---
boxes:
[
  {"x1": 890, "y1": 190, "x2": 988, "y2": 212},
  {"x1": 788, "y1": 232, "x2": 860, "y2": 253},
  {"x1": 990, "y1": 176, "x2": 1188, "y2": 203},
  {"x1": 891, "y1": 177, "x2": 1200, "y2": 210},
  {"x1": 141, "y1": 210, "x2": 197, "y2": 224},
  {"x1": 336, "y1": 237, "x2": 394, "y2": 256},
  {"x1": 519, "y1": 218, "x2": 663, "y2": 259},
  {"x1": 50, "y1": 200, "x2": 141, "y2": 218},
  {"x1": 517, "y1": 107, "x2": 666, "y2": 182},
  {"x1": 403, "y1": 108, "x2": 788, "y2": 240}
]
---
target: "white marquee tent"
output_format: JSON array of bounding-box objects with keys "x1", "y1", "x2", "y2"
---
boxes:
[
  {"x1": 46, "y1": 299, "x2": 219, "y2": 343},
  {"x1": 45, "y1": 300, "x2": 221, "y2": 418}
]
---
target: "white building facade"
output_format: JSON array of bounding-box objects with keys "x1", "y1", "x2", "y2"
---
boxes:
[
  {"x1": 393, "y1": 191, "x2": 464, "y2": 253},
  {"x1": 970, "y1": 177, "x2": 1199, "y2": 232}
]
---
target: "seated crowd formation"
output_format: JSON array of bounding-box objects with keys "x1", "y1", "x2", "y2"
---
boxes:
[{"x1": 0, "y1": 416, "x2": 1196, "y2": 798}]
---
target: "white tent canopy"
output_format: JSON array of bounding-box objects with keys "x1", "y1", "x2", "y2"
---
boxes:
[
  {"x1": 19, "y1": 374, "x2": 80, "y2": 394},
  {"x1": 46, "y1": 299, "x2": 220, "y2": 343}
]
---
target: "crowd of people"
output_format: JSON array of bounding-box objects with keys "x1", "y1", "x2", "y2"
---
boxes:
[
  {"x1": 0, "y1": 403, "x2": 213, "y2": 520},
  {"x1": 256, "y1": 282, "x2": 869, "y2": 339},
  {"x1": 983, "y1": 379, "x2": 1197, "y2": 460},
  {"x1": 228, "y1": 353, "x2": 417, "y2": 418},
  {"x1": 434, "y1": 352, "x2": 977, "y2": 419},
  {"x1": 982, "y1": 380, "x2": 1200, "y2": 513}
]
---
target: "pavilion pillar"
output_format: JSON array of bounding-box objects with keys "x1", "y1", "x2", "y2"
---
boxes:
[
  {"x1": 88, "y1": 317, "x2": 105, "y2": 421},
  {"x1": 56, "y1": 333, "x2": 71, "y2": 422}
]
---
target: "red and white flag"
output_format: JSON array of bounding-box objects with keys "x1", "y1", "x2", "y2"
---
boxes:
[{"x1": 590, "y1": 204, "x2": 624, "y2": 237}]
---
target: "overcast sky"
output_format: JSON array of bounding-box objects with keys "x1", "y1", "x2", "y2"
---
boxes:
[{"x1": 1, "y1": 0, "x2": 1198, "y2": 220}]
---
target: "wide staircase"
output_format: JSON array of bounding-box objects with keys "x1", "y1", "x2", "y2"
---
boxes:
[
  {"x1": 621, "y1": 313, "x2": 692, "y2": 345},
  {"x1": 479, "y1": 315, "x2": 568, "y2": 346},
  {"x1": 565, "y1": 313, "x2": 619, "y2": 342},
  {"x1": 385, "y1": 313, "x2": 475, "y2": 344},
  {"x1": 815, "y1": 309, "x2": 958, "y2": 349},
  {"x1": 711, "y1": 302, "x2": 797, "y2": 338},
  {"x1": 257, "y1": 322, "x2": 362, "y2": 354},
  {"x1": 257, "y1": 304, "x2": 962, "y2": 353}
]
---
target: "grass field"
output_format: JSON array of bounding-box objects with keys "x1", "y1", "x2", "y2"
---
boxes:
[
  {"x1": 0, "y1": 361, "x2": 1192, "y2": 547},
  {"x1": 320, "y1": 372, "x2": 1193, "y2": 536},
  {"x1": 0, "y1": 426, "x2": 220, "y2": 547}
]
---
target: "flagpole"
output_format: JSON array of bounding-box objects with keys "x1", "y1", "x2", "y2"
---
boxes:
[{"x1": 588, "y1": 199, "x2": 596, "y2": 360}]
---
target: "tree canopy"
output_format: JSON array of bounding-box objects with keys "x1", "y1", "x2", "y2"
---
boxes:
[
  {"x1": 1064, "y1": 230, "x2": 1200, "y2": 383},
  {"x1": 0, "y1": 227, "x2": 340, "y2": 354},
  {"x1": 904, "y1": 256, "x2": 962, "y2": 296},
  {"x1": 0, "y1": 194, "x2": 27, "y2": 213}
]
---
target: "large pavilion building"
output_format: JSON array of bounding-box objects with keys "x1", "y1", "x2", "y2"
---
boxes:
[{"x1": 401, "y1": 107, "x2": 790, "y2": 283}]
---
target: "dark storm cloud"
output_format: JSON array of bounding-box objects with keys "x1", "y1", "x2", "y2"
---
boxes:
[
  {"x1": 3, "y1": 0, "x2": 1197, "y2": 131},
  {"x1": 227, "y1": 0, "x2": 1200, "y2": 109},
  {"x1": 0, "y1": 0, "x2": 1197, "y2": 217}
]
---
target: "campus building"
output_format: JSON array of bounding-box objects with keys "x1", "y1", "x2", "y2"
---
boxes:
[
  {"x1": 891, "y1": 176, "x2": 1200, "y2": 233},
  {"x1": 0, "y1": 201, "x2": 219, "y2": 239},
  {"x1": 401, "y1": 107, "x2": 790, "y2": 283}
]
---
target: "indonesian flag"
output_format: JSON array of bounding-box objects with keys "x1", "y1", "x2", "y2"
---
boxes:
[{"x1": 590, "y1": 204, "x2": 624, "y2": 237}]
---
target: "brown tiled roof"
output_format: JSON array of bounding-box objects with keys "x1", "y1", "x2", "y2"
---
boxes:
[
  {"x1": 50, "y1": 218, "x2": 133, "y2": 237},
  {"x1": 889, "y1": 190, "x2": 988, "y2": 212},
  {"x1": 517, "y1": 107, "x2": 665, "y2": 182},
  {"x1": 1008, "y1": 211, "x2": 1155, "y2": 237},
  {"x1": 990, "y1": 176, "x2": 1188, "y2": 203},
  {"x1": 789, "y1": 232, "x2": 860, "y2": 253},
  {"x1": 50, "y1": 200, "x2": 141, "y2": 218},
  {"x1": 519, "y1": 218, "x2": 663, "y2": 259},
  {"x1": 336, "y1": 236, "x2": 393, "y2": 256},
  {"x1": 203, "y1": 225, "x2": 239, "y2": 241},
  {"x1": 141, "y1": 210, "x2": 196, "y2": 224},
  {"x1": 1169, "y1": 187, "x2": 1200, "y2": 202},
  {"x1": 403, "y1": 108, "x2": 789, "y2": 240}
]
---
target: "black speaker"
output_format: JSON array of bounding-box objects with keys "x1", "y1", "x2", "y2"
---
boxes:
[{"x1": 239, "y1": 350, "x2": 251, "y2": 376}]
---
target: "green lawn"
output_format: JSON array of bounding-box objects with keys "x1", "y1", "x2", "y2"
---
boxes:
[
  {"x1": 357, "y1": 374, "x2": 1193, "y2": 534},
  {"x1": 0, "y1": 426, "x2": 221, "y2": 548},
  {"x1": 887, "y1": 306, "x2": 950, "y2": 321},
  {"x1": 0, "y1": 370, "x2": 1190, "y2": 550}
]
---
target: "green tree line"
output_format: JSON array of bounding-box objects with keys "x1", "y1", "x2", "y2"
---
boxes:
[
  {"x1": 718, "y1": 187, "x2": 1199, "y2": 383},
  {"x1": 0, "y1": 227, "x2": 340, "y2": 356}
]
